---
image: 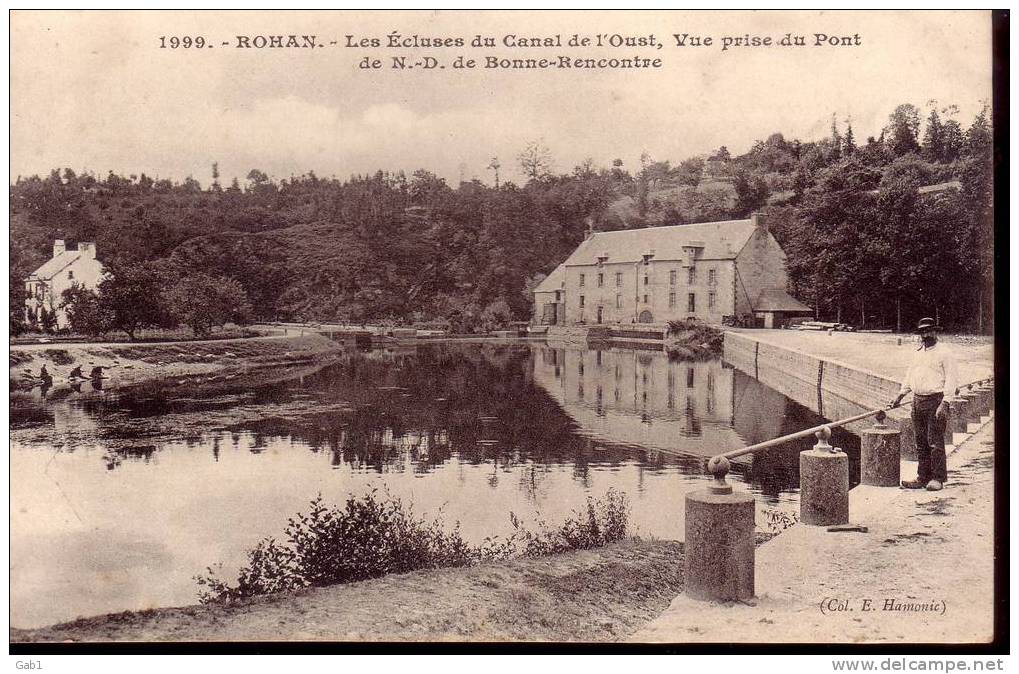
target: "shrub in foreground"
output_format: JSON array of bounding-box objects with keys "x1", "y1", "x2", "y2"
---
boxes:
[{"x1": 197, "y1": 489, "x2": 629, "y2": 604}]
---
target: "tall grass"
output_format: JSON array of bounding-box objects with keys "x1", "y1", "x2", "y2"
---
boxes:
[{"x1": 197, "y1": 489, "x2": 629, "y2": 604}]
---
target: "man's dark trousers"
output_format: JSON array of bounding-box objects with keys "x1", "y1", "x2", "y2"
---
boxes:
[{"x1": 912, "y1": 393, "x2": 948, "y2": 483}]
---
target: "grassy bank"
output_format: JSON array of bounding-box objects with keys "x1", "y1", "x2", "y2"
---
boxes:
[
  {"x1": 9, "y1": 334, "x2": 344, "y2": 390},
  {"x1": 665, "y1": 320, "x2": 724, "y2": 359},
  {"x1": 11, "y1": 538, "x2": 684, "y2": 643}
]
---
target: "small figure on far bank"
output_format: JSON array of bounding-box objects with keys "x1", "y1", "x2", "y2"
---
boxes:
[
  {"x1": 69, "y1": 365, "x2": 84, "y2": 379},
  {"x1": 889, "y1": 317, "x2": 959, "y2": 492},
  {"x1": 39, "y1": 364, "x2": 50, "y2": 380},
  {"x1": 89, "y1": 365, "x2": 105, "y2": 379}
]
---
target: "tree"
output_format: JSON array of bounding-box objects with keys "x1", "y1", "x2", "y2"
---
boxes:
[
  {"x1": 675, "y1": 156, "x2": 705, "y2": 186},
  {"x1": 844, "y1": 120, "x2": 856, "y2": 157},
  {"x1": 941, "y1": 118, "x2": 965, "y2": 162},
  {"x1": 98, "y1": 262, "x2": 169, "y2": 339},
  {"x1": 61, "y1": 284, "x2": 112, "y2": 339},
  {"x1": 164, "y1": 273, "x2": 252, "y2": 337},
  {"x1": 965, "y1": 104, "x2": 992, "y2": 160},
  {"x1": 39, "y1": 306, "x2": 57, "y2": 334},
  {"x1": 921, "y1": 104, "x2": 944, "y2": 162},
  {"x1": 829, "y1": 114, "x2": 842, "y2": 162},
  {"x1": 246, "y1": 169, "x2": 270, "y2": 190},
  {"x1": 487, "y1": 157, "x2": 501, "y2": 188},
  {"x1": 886, "y1": 104, "x2": 922, "y2": 156},
  {"x1": 480, "y1": 299, "x2": 513, "y2": 332},
  {"x1": 732, "y1": 170, "x2": 770, "y2": 217},
  {"x1": 517, "y1": 140, "x2": 553, "y2": 181}
]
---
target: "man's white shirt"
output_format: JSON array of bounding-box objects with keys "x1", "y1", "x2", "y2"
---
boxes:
[{"x1": 898, "y1": 342, "x2": 959, "y2": 398}]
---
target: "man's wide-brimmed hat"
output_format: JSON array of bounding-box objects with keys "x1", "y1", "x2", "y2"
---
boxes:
[{"x1": 916, "y1": 317, "x2": 941, "y2": 332}]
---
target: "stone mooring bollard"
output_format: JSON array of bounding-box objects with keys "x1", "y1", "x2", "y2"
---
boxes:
[
  {"x1": 800, "y1": 427, "x2": 849, "y2": 526},
  {"x1": 860, "y1": 412, "x2": 901, "y2": 487},
  {"x1": 967, "y1": 383, "x2": 992, "y2": 418},
  {"x1": 959, "y1": 389, "x2": 983, "y2": 424},
  {"x1": 974, "y1": 383, "x2": 994, "y2": 414},
  {"x1": 684, "y1": 456, "x2": 756, "y2": 602},
  {"x1": 945, "y1": 394, "x2": 970, "y2": 441}
]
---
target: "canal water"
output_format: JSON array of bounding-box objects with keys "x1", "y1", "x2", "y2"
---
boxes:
[{"x1": 10, "y1": 342, "x2": 860, "y2": 628}]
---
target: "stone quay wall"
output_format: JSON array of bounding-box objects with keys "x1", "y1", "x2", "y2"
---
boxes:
[{"x1": 723, "y1": 332, "x2": 914, "y2": 451}]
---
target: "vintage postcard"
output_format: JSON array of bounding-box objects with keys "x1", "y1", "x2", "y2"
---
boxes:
[{"x1": 7, "y1": 10, "x2": 1002, "y2": 653}]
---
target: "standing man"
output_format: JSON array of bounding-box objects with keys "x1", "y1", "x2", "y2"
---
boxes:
[{"x1": 889, "y1": 317, "x2": 959, "y2": 491}]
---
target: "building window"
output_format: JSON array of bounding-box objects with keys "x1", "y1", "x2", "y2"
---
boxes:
[
  {"x1": 67, "y1": 271, "x2": 74, "y2": 280},
  {"x1": 643, "y1": 294, "x2": 649, "y2": 304},
  {"x1": 688, "y1": 293, "x2": 696, "y2": 312},
  {"x1": 670, "y1": 270, "x2": 676, "y2": 286},
  {"x1": 597, "y1": 273, "x2": 604, "y2": 287},
  {"x1": 616, "y1": 294, "x2": 622, "y2": 309},
  {"x1": 579, "y1": 274, "x2": 585, "y2": 287},
  {"x1": 687, "y1": 367, "x2": 695, "y2": 388},
  {"x1": 555, "y1": 290, "x2": 561, "y2": 302},
  {"x1": 708, "y1": 268, "x2": 716, "y2": 286},
  {"x1": 688, "y1": 267, "x2": 696, "y2": 284},
  {"x1": 708, "y1": 291, "x2": 716, "y2": 309},
  {"x1": 668, "y1": 292, "x2": 676, "y2": 308},
  {"x1": 579, "y1": 295, "x2": 585, "y2": 308},
  {"x1": 643, "y1": 275, "x2": 649, "y2": 286},
  {"x1": 615, "y1": 272, "x2": 622, "y2": 287}
]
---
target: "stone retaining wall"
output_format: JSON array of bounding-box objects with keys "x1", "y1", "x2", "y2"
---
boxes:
[{"x1": 723, "y1": 332, "x2": 916, "y2": 456}]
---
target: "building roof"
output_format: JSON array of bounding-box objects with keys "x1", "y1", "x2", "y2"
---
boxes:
[
  {"x1": 917, "y1": 180, "x2": 962, "y2": 195},
  {"x1": 754, "y1": 287, "x2": 813, "y2": 313},
  {"x1": 533, "y1": 263, "x2": 566, "y2": 294},
  {"x1": 561, "y1": 219, "x2": 757, "y2": 267},
  {"x1": 27, "y1": 251, "x2": 82, "y2": 281}
]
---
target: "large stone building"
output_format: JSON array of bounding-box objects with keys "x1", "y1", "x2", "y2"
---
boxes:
[
  {"x1": 24, "y1": 240, "x2": 105, "y2": 329},
  {"x1": 533, "y1": 213, "x2": 811, "y2": 328}
]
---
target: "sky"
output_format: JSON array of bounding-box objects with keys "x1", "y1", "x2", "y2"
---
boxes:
[{"x1": 9, "y1": 10, "x2": 993, "y2": 187}]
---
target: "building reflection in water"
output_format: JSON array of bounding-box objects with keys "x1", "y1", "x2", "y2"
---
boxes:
[{"x1": 532, "y1": 345, "x2": 859, "y2": 496}]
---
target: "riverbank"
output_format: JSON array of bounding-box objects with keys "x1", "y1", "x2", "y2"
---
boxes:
[
  {"x1": 11, "y1": 538, "x2": 684, "y2": 642},
  {"x1": 9, "y1": 334, "x2": 345, "y2": 390},
  {"x1": 635, "y1": 417, "x2": 996, "y2": 643}
]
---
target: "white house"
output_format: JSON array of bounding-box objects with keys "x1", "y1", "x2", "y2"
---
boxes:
[{"x1": 25, "y1": 240, "x2": 106, "y2": 329}]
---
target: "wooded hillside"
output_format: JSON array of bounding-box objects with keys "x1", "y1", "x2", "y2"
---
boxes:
[{"x1": 10, "y1": 101, "x2": 994, "y2": 335}]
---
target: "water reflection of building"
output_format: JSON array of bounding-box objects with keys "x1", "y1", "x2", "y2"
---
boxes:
[
  {"x1": 531, "y1": 344, "x2": 859, "y2": 495},
  {"x1": 532, "y1": 346, "x2": 743, "y2": 458}
]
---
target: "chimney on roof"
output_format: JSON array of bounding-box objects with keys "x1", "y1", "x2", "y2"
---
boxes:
[
  {"x1": 584, "y1": 216, "x2": 596, "y2": 240},
  {"x1": 751, "y1": 212, "x2": 768, "y2": 234},
  {"x1": 53, "y1": 240, "x2": 66, "y2": 258},
  {"x1": 79, "y1": 242, "x2": 96, "y2": 259}
]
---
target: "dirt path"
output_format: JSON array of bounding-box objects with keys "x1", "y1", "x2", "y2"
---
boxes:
[
  {"x1": 734, "y1": 329, "x2": 994, "y2": 384},
  {"x1": 11, "y1": 539, "x2": 683, "y2": 643},
  {"x1": 634, "y1": 419, "x2": 996, "y2": 644}
]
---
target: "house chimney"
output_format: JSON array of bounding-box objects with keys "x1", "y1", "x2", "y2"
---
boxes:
[
  {"x1": 584, "y1": 217, "x2": 596, "y2": 240},
  {"x1": 79, "y1": 242, "x2": 96, "y2": 259},
  {"x1": 53, "y1": 239, "x2": 66, "y2": 258},
  {"x1": 751, "y1": 212, "x2": 768, "y2": 234}
]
